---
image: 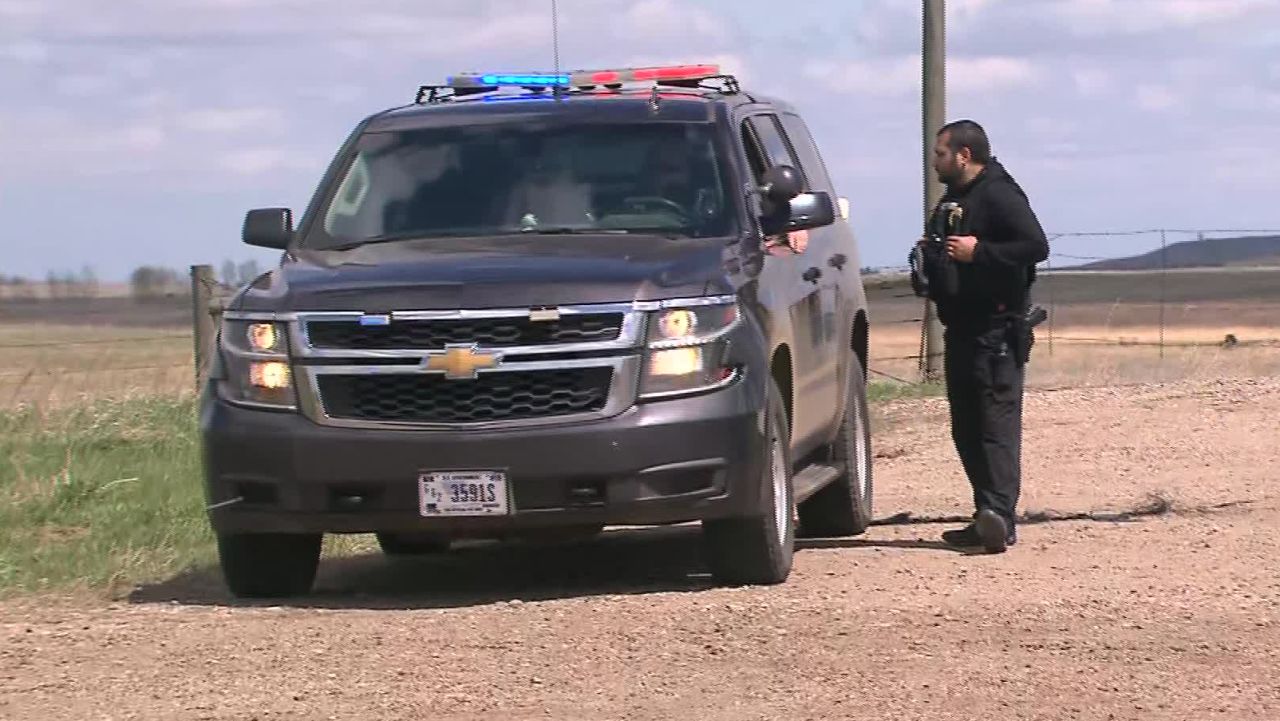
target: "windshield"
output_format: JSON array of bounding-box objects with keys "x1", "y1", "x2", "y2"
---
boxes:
[{"x1": 308, "y1": 120, "x2": 736, "y2": 248}]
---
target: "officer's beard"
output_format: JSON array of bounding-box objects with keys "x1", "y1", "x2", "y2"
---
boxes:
[{"x1": 936, "y1": 163, "x2": 961, "y2": 190}]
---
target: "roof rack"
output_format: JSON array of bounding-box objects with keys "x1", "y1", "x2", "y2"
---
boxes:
[
  {"x1": 413, "y1": 64, "x2": 740, "y2": 104},
  {"x1": 675, "y1": 74, "x2": 740, "y2": 94}
]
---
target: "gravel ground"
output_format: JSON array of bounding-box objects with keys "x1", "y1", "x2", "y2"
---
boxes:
[{"x1": 2, "y1": 377, "x2": 1278, "y2": 721}]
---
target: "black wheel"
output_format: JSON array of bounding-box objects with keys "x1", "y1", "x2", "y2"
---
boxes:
[
  {"x1": 376, "y1": 531, "x2": 452, "y2": 555},
  {"x1": 797, "y1": 359, "x2": 874, "y2": 538},
  {"x1": 702, "y1": 378, "x2": 795, "y2": 585},
  {"x1": 216, "y1": 532, "x2": 321, "y2": 599}
]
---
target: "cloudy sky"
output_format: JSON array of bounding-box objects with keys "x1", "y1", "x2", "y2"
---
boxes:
[{"x1": 3, "y1": 0, "x2": 1279, "y2": 280}]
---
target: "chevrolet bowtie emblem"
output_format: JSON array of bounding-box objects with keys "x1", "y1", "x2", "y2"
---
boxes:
[{"x1": 424, "y1": 345, "x2": 501, "y2": 380}]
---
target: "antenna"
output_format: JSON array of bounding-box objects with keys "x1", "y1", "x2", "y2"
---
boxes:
[
  {"x1": 551, "y1": 0, "x2": 563, "y2": 98},
  {"x1": 552, "y1": 0, "x2": 560, "y2": 75}
]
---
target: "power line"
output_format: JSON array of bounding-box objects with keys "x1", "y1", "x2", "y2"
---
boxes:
[{"x1": 1048, "y1": 228, "x2": 1280, "y2": 239}]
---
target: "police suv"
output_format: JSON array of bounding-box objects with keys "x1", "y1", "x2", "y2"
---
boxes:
[{"x1": 202, "y1": 64, "x2": 874, "y2": 597}]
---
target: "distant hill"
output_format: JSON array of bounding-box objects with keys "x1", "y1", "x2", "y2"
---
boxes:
[{"x1": 1073, "y1": 234, "x2": 1280, "y2": 270}]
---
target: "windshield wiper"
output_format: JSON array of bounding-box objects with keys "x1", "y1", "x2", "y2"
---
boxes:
[
  {"x1": 326, "y1": 230, "x2": 490, "y2": 251},
  {"x1": 324, "y1": 226, "x2": 667, "y2": 250},
  {"x1": 326, "y1": 233, "x2": 427, "y2": 251},
  {"x1": 519, "y1": 227, "x2": 631, "y2": 235}
]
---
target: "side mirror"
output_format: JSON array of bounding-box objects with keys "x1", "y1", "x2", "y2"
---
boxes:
[
  {"x1": 760, "y1": 191, "x2": 836, "y2": 238},
  {"x1": 243, "y1": 208, "x2": 294, "y2": 249},
  {"x1": 759, "y1": 165, "x2": 802, "y2": 204},
  {"x1": 787, "y1": 191, "x2": 836, "y2": 231}
]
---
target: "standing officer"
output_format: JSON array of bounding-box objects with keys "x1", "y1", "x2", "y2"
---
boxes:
[{"x1": 917, "y1": 119, "x2": 1049, "y2": 553}]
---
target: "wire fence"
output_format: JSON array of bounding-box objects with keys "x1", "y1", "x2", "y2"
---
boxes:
[
  {"x1": 0, "y1": 274, "x2": 234, "y2": 410},
  {"x1": 866, "y1": 227, "x2": 1280, "y2": 389},
  {"x1": 2, "y1": 228, "x2": 1279, "y2": 408},
  {"x1": 0, "y1": 331, "x2": 198, "y2": 409}
]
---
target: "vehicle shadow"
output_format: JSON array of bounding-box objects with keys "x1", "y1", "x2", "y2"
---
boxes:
[
  {"x1": 797, "y1": 537, "x2": 977, "y2": 555},
  {"x1": 130, "y1": 514, "x2": 997, "y2": 609},
  {"x1": 129, "y1": 525, "x2": 721, "y2": 611}
]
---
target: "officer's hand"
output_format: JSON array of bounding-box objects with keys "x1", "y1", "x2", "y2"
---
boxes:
[{"x1": 946, "y1": 235, "x2": 978, "y2": 263}]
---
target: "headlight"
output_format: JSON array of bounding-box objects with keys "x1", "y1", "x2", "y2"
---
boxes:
[
  {"x1": 646, "y1": 303, "x2": 740, "y2": 348},
  {"x1": 639, "y1": 301, "x2": 741, "y2": 399},
  {"x1": 246, "y1": 322, "x2": 281, "y2": 353},
  {"x1": 218, "y1": 320, "x2": 297, "y2": 409}
]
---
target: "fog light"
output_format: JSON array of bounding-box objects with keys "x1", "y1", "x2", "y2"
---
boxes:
[
  {"x1": 648, "y1": 347, "x2": 702, "y2": 377},
  {"x1": 247, "y1": 323, "x2": 280, "y2": 352},
  {"x1": 249, "y1": 361, "x2": 291, "y2": 389}
]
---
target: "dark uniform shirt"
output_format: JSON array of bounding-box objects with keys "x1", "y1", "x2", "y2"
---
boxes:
[{"x1": 931, "y1": 159, "x2": 1049, "y2": 330}]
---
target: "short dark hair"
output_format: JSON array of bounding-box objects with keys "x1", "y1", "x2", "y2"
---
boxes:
[{"x1": 938, "y1": 119, "x2": 991, "y2": 164}]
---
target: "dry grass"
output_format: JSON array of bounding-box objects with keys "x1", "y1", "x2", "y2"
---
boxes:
[
  {"x1": 868, "y1": 315, "x2": 1280, "y2": 389},
  {"x1": 2, "y1": 284, "x2": 1277, "y2": 408},
  {"x1": 0, "y1": 324, "x2": 194, "y2": 409}
]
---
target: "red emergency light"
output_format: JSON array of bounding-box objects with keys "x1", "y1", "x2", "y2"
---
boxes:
[
  {"x1": 423, "y1": 63, "x2": 732, "y2": 103},
  {"x1": 447, "y1": 64, "x2": 723, "y2": 90},
  {"x1": 629, "y1": 64, "x2": 721, "y2": 82},
  {"x1": 577, "y1": 64, "x2": 722, "y2": 86}
]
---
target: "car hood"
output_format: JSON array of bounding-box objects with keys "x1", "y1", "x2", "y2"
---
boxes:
[{"x1": 230, "y1": 234, "x2": 735, "y2": 313}]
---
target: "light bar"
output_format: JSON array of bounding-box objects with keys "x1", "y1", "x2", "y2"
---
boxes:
[
  {"x1": 448, "y1": 72, "x2": 571, "y2": 88},
  {"x1": 445, "y1": 64, "x2": 722, "y2": 90},
  {"x1": 628, "y1": 64, "x2": 720, "y2": 82}
]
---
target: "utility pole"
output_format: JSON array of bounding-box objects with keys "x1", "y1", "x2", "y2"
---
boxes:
[{"x1": 920, "y1": 0, "x2": 946, "y2": 382}]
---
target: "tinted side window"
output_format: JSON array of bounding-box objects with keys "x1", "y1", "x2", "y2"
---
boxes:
[
  {"x1": 779, "y1": 114, "x2": 835, "y2": 193},
  {"x1": 740, "y1": 123, "x2": 768, "y2": 183},
  {"x1": 746, "y1": 115, "x2": 803, "y2": 188}
]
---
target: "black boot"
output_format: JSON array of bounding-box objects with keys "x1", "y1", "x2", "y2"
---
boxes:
[
  {"x1": 941, "y1": 523, "x2": 981, "y2": 547},
  {"x1": 975, "y1": 509, "x2": 1012, "y2": 553}
]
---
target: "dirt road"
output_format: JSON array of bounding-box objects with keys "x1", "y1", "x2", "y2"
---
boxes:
[{"x1": 3, "y1": 377, "x2": 1278, "y2": 720}]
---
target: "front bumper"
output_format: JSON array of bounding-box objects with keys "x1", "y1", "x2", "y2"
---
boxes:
[{"x1": 199, "y1": 370, "x2": 768, "y2": 535}]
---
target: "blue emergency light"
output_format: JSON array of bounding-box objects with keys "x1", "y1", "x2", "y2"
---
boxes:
[
  {"x1": 419, "y1": 64, "x2": 729, "y2": 103},
  {"x1": 450, "y1": 73, "x2": 571, "y2": 87},
  {"x1": 447, "y1": 64, "x2": 721, "y2": 90}
]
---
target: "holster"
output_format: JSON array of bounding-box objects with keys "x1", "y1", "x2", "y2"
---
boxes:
[{"x1": 1006, "y1": 304, "x2": 1047, "y2": 367}]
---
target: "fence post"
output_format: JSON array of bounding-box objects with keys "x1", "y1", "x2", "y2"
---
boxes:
[
  {"x1": 1046, "y1": 255, "x2": 1054, "y2": 357},
  {"x1": 190, "y1": 265, "x2": 218, "y2": 391},
  {"x1": 1158, "y1": 229, "x2": 1167, "y2": 360}
]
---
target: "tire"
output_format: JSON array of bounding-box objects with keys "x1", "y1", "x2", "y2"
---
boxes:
[
  {"x1": 216, "y1": 532, "x2": 322, "y2": 599},
  {"x1": 376, "y1": 531, "x2": 452, "y2": 556},
  {"x1": 702, "y1": 378, "x2": 795, "y2": 585},
  {"x1": 797, "y1": 359, "x2": 874, "y2": 538}
]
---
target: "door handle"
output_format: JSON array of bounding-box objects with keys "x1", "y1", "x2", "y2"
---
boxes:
[
  {"x1": 828, "y1": 253, "x2": 847, "y2": 269},
  {"x1": 802, "y1": 267, "x2": 822, "y2": 284}
]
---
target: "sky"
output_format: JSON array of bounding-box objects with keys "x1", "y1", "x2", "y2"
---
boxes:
[{"x1": 2, "y1": 0, "x2": 1279, "y2": 280}]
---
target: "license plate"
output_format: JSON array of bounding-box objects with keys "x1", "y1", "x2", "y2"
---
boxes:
[{"x1": 418, "y1": 471, "x2": 510, "y2": 517}]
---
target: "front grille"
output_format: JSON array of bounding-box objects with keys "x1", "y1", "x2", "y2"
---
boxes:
[
  {"x1": 306, "y1": 314, "x2": 623, "y2": 350},
  {"x1": 316, "y1": 368, "x2": 613, "y2": 424}
]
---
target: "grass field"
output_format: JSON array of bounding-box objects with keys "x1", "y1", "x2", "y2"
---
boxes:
[
  {"x1": 864, "y1": 267, "x2": 1280, "y2": 386},
  {"x1": 0, "y1": 395, "x2": 396, "y2": 599},
  {"x1": 0, "y1": 323, "x2": 194, "y2": 408},
  {"x1": 0, "y1": 397, "x2": 207, "y2": 597},
  {"x1": 867, "y1": 322, "x2": 1280, "y2": 388}
]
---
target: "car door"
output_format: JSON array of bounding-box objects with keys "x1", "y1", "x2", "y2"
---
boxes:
[
  {"x1": 740, "y1": 112, "x2": 833, "y2": 454},
  {"x1": 777, "y1": 112, "x2": 847, "y2": 424}
]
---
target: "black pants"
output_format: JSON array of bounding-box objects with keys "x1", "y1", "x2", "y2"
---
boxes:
[{"x1": 943, "y1": 323, "x2": 1025, "y2": 527}]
